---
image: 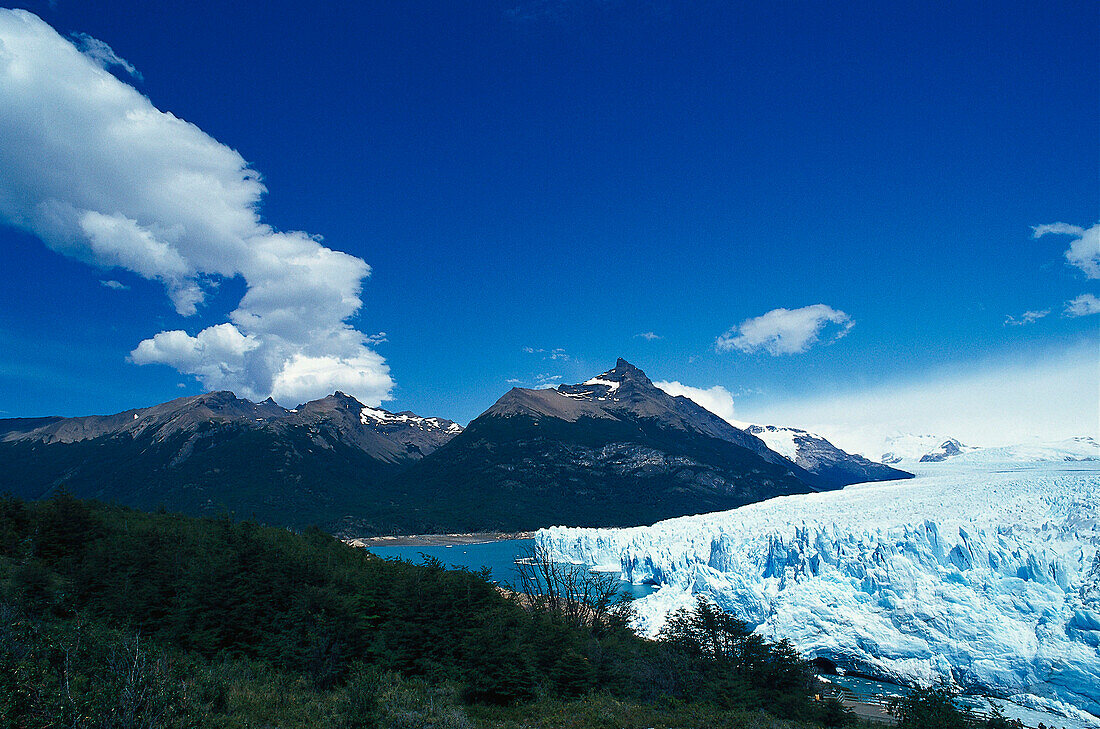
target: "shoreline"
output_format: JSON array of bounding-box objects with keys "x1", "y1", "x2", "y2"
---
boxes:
[{"x1": 344, "y1": 531, "x2": 536, "y2": 548}]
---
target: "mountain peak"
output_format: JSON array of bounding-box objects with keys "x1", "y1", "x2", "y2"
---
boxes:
[
  {"x1": 607, "y1": 358, "x2": 650, "y2": 383},
  {"x1": 295, "y1": 391, "x2": 365, "y2": 414},
  {"x1": 554, "y1": 358, "x2": 656, "y2": 402}
]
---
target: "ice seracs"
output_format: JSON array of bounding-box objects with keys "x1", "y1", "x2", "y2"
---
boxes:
[{"x1": 538, "y1": 444, "x2": 1100, "y2": 722}]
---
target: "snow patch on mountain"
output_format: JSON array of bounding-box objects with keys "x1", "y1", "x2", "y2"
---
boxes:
[
  {"x1": 538, "y1": 453, "x2": 1100, "y2": 721},
  {"x1": 879, "y1": 433, "x2": 953, "y2": 464},
  {"x1": 583, "y1": 377, "x2": 621, "y2": 392},
  {"x1": 359, "y1": 406, "x2": 462, "y2": 433},
  {"x1": 746, "y1": 424, "x2": 799, "y2": 461}
]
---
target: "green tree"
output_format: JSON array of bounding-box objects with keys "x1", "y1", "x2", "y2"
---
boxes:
[{"x1": 889, "y1": 683, "x2": 975, "y2": 729}]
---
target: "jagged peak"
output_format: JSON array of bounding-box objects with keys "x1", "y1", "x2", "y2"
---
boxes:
[
  {"x1": 556, "y1": 358, "x2": 657, "y2": 401},
  {"x1": 601, "y1": 358, "x2": 651, "y2": 384}
]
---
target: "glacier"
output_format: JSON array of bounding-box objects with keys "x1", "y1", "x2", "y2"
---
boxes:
[{"x1": 538, "y1": 450, "x2": 1100, "y2": 723}]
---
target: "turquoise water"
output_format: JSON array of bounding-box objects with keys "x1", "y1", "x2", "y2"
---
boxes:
[{"x1": 363, "y1": 538, "x2": 657, "y2": 600}]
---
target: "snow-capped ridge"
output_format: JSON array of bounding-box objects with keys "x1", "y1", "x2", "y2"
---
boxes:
[
  {"x1": 745, "y1": 423, "x2": 910, "y2": 487},
  {"x1": 359, "y1": 405, "x2": 463, "y2": 434}
]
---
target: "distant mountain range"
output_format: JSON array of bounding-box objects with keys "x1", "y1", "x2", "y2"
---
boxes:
[
  {"x1": 0, "y1": 359, "x2": 910, "y2": 534},
  {"x1": 745, "y1": 424, "x2": 907, "y2": 488},
  {"x1": 881, "y1": 434, "x2": 1100, "y2": 465}
]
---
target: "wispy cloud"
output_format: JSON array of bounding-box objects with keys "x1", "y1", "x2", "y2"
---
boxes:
[
  {"x1": 635, "y1": 331, "x2": 661, "y2": 341},
  {"x1": 70, "y1": 31, "x2": 142, "y2": 80},
  {"x1": 716, "y1": 305, "x2": 853, "y2": 356},
  {"x1": 523, "y1": 346, "x2": 570, "y2": 361},
  {"x1": 0, "y1": 10, "x2": 393, "y2": 407},
  {"x1": 1003, "y1": 309, "x2": 1049, "y2": 326},
  {"x1": 1065, "y1": 293, "x2": 1100, "y2": 318},
  {"x1": 100, "y1": 279, "x2": 129, "y2": 291},
  {"x1": 1033, "y1": 222, "x2": 1100, "y2": 279}
]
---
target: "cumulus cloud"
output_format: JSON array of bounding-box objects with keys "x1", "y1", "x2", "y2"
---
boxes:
[
  {"x1": 1004, "y1": 309, "x2": 1049, "y2": 326},
  {"x1": 635, "y1": 331, "x2": 662, "y2": 341},
  {"x1": 70, "y1": 31, "x2": 142, "y2": 80},
  {"x1": 1065, "y1": 293, "x2": 1100, "y2": 318},
  {"x1": 716, "y1": 304, "x2": 853, "y2": 355},
  {"x1": 654, "y1": 381, "x2": 749, "y2": 427},
  {"x1": 1033, "y1": 222, "x2": 1100, "y2": 279},
  {"x1": 0, "y1": 10, "x2": 393, "y2": 406},
  {"x1": 100, "y1": 279, "x2": 129, "y2": 290}
]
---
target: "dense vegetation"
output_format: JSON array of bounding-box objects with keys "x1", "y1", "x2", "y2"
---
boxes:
[
  {"x1": 0, "y1": 492, "x2": 865, "y2": 728},
  {"x1": 0, "y1": 493, "x2": 1037, "y2": 728}
]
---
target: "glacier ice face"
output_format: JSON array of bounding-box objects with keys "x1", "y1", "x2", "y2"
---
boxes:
[{"x1": 538, "y1": 458, "x2": 1100, "y2": 721}]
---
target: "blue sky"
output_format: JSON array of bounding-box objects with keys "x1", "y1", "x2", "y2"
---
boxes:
[{"x1": 0, "y1": 1, "x2": 1096, "y2": 453}]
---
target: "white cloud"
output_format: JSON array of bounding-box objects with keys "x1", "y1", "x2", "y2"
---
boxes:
[
  {"x1": 0, "y1": 11, "x2": 393, "y2": 406},
  {"x1": 100, "y1": 279, "x2": 129, "y2": 290},
  {"x1": 635, "y1": 331, "x2": 661, "y2": 341},
  {"x1": 654, "y1": 380, "x2": 749, "y2": 428},
  {"x1": 1065, "y1": 293, "x2": 1100, "y2": 318},
  {"x1": 1003, "y1": 309, "x2": 1049, "y2": 326},
  {"x1": 716, "y1": 304, "x2": 853, "y2": 355},
  {"x1": 523, "y1": 346, "x2": 569, "y2": 361},
  {"x1": 734, "y1": 341, "x2": 1100, "y2": 458},
  {"x1": 70, "y1": 31, "x2": 142, "y2": 80},
  {"x1": 1033, "y1": 222, "x2": 1100, "y2": 279}
]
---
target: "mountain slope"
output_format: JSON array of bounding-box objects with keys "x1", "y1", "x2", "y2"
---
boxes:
[
  {"x1": 379, "y1": 359, "x2": 821, "y2": 533},
  {"x1": 0, "y1": 391, "x2": 461, "y2": 529},
  {"x1": 746, "y1": 424, "x2": 911, "y2": 488}
]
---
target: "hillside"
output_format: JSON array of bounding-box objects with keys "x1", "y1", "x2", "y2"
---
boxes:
[{"x1": 0, "y1": 493, "x2": 855, "y2": 728}]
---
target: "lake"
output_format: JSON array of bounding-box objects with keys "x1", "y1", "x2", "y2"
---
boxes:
[{"x1": 362, "y1": 538, "x2": 658, "y2": 600}]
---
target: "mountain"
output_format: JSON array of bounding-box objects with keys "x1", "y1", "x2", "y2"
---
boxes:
[
  {"x1": 0, "y1": 358, "x2": 913, "y2": 535},
  {"x1": 0, "y1": 391, "x2": 461, "y2": 529},
  {"x1": 380, "y1": 359, "x2": 828, "y2": 533},
  {"x1": 880, "y1": 433, "x2": 957, "y2": 464},
  {"x1": 745, "y1": 424, "x2": 911, "y2": 488},
  {"x1": 917, "y1": 437, "x2": 974, "y2": 462}
]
